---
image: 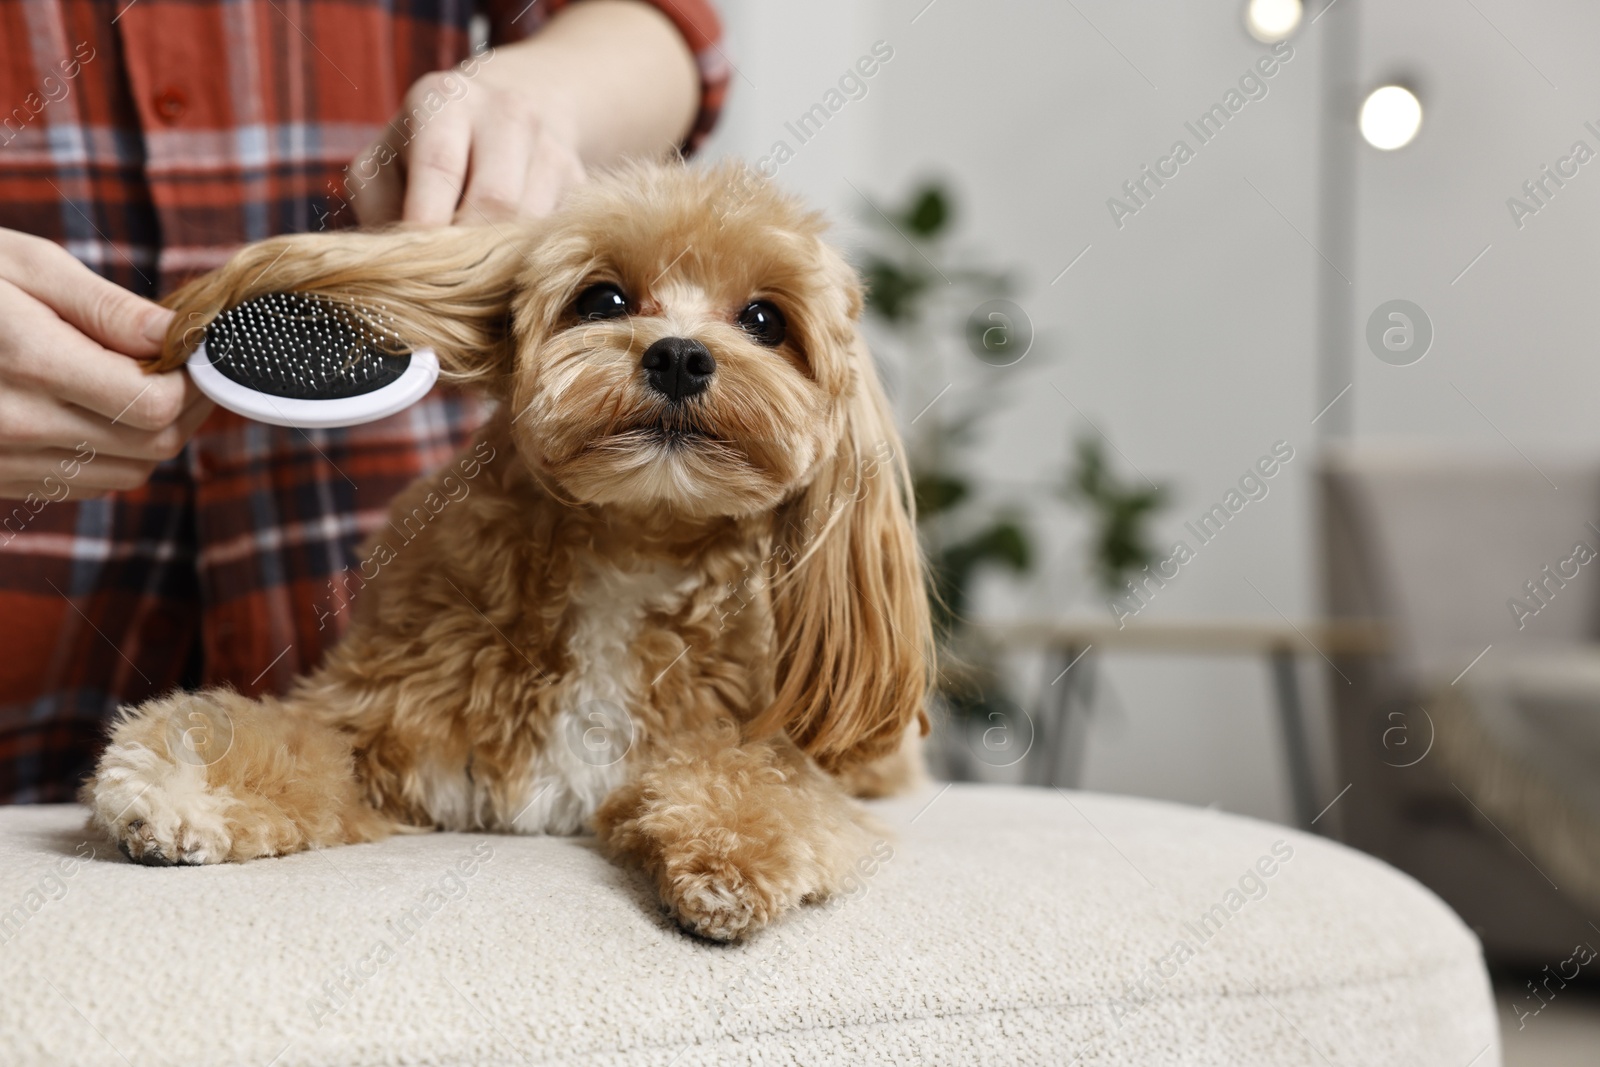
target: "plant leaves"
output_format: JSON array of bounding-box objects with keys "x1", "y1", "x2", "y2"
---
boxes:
[
  {"x1": 903, "y1": 185, "x2": 950, "y2": 238},
  {"x1": 967, "y1": 521, "x2": 1031, "y2": 572},
  {"x1": 1064, "y1": 437, "x2": 1169, "y2": 595},
  {"x1": 914, "y1": 473, "x2": 968, "y2": 515},
  {"x1": 862, "y1": 258, "x2": 929, "y2": 324}
]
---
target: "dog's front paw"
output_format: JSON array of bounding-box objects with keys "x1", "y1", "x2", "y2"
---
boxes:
[
  {"x1": 662, "y1": 861, "x2": 774, "y2": 942},
  {"x1": 113, "y1": 810, "x2": 232, "y2": 867},
  {"x1": 87, "y1": 744, "x2": 238, "y2": 866},
  {"x1": 93, "y1": 784, "x2": 234, "y2": 866}
]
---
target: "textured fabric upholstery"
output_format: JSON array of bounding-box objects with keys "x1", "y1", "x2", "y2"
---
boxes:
[{"x1": 0, "y1": 785, "x2": 1499, "y2": 1065}]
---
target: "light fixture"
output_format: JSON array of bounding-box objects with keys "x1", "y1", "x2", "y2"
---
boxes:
[
  {"x1": 1244, "y1": 0, "x2": 1303, "y2": 43},
  {"x1": 1359, "y1": 85, "x2": 1423, "y2": 150}
]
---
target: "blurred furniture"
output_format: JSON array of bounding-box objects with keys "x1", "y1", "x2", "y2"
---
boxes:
[
  {"x1": 984, "y1": 619, "x2": 1385, "y2": 828},
  {"x1": 0, "y1": 786, "x2": 1498, "y2": 1065},
  {"x1": 1321, "y1": 444, "x2": 1600, "y2": 966}
]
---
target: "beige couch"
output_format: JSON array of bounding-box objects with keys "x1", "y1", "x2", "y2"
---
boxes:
[{"x1": 0, "y1": 784, "x2": 1497, "y2": 1065}]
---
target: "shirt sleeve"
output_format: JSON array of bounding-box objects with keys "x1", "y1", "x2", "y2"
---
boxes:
[{"x1": 482, "y1": 0, "x2": 728, "y2": 156}]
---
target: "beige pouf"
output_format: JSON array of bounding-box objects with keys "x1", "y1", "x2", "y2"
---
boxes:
[{"x1": 0, "y1": 784, "x2": 1498, "y2": 1065}]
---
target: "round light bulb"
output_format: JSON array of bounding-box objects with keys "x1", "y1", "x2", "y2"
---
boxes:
[
  {"x1": 1245, "y1": 0, "x2": 1303, "y2": 43},
  {"x1": 1359, "y1": 85, "x2": 1423, "y2": 150}
]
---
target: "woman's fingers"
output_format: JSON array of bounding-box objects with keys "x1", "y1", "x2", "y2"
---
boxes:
[
  {"x1": 0, "y1": 234, "x2": 171, "y2": 358},
  {"x1": 0, "y1": 387, "x2": 210, "y2": 462},
  {"x1": 519, "y1": 128, "x2": 587, "y2": 219},
  {"x1": 399, "y1": 76, "x2": 475, "y2": 226},
  {"x1": 455, "y1": 103, "x2": 533, "y2": 224},
  {"x1": 0, "y1": 381, "x2": 211, "y2": 499},
  {"x1": 347, "y1": 139, "x2": 406, "y2": 226},
  {"x1": 355, "y1": 67, "x2": 591, "y2": 229},
  {"x1": 0, "y1": 279, "x2": 189, "y2": 433},
  {"x1": 0, "y1": 446, "x2": 164, "y2": 501},
  {"x1": 27, "y1": 331, "x2": 188, "y2": 433}
]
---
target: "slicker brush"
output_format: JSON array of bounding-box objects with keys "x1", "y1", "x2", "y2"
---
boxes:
[{"x1": 186, "y1": 292, "x2": 440, "y2": 429}]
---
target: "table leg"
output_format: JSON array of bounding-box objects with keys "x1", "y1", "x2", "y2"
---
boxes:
[
  {"x1": 1029, "y1": 647, "x2": 1067, "y2": 787},
  {"x1": 1057, "y1": 652, "x2": 1096, "y2": 788},
  {"x1": 1269, "y1": 646, "x2": 1318, "y2": 830},
  {"x1": 1034, "y1": 644, "x2": 1095, "y2": 788}
]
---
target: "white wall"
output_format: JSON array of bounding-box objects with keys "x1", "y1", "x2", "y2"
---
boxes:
[
  {"x1": 1353, "y1": 0, "x2": 1600, "y2": 450},
  {"x1": 695, "y1": 0, "x2": 1424, "y2": 823}
]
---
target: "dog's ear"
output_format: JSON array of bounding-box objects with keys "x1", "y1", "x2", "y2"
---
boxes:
[
  {"x1": 751, "y1": 326, "x2": 935, "y2": 771},
  {"x1": 151, "y1": 225, "x2": 538, "y2": 396}
]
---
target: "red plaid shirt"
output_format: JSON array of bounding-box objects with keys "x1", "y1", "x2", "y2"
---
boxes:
[{"x1": 0, "y1": 0, "x2": 726, "y2": 803}]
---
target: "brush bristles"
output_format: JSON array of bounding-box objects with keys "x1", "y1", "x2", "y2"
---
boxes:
[{"x1": 204, "y1": 293, "x2": 413, "y2": 401}]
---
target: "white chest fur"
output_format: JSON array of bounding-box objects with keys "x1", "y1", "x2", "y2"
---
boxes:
[
  {"x1": 418, "y1": 561, "x2": 691, "y2": 834},
  {"x1": 508, "y1": 560, "x2": 691, "y2": 834}
]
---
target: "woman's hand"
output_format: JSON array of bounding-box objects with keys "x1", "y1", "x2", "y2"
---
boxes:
[
  {"x1": 349, "y1": 72, "x2": 587, "y2": 226},
  {"x1": 0, "y1": 229, "x2": 212, "y2": 501},
  {"x1": 350, "y1": 0, "x2": 699, "y2": 227}
]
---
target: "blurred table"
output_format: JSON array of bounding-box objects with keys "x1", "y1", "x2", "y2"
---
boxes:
[{"x1": 975, "y1": 618, "x2": 1389, "y2": 830}]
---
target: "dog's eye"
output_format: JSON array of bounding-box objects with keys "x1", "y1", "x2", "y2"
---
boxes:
[
  {"x1": 573, "y1": 283, "x2": 629, "y2": 321},
  {"x1": 736, "y1": 300, "x2": 786, "y2": 347}
]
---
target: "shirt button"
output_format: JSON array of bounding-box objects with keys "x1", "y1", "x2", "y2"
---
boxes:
[{"x1": 154, "y1": 87, "x2": 187, "y2": 123}]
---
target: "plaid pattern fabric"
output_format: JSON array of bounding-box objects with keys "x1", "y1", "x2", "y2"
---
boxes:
[{"x1": 0, "y1": 0, "x2": 726, "y2": 803}]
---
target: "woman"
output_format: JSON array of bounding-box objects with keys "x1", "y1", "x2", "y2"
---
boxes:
[{"x1": 0, "y1": 0, "x2": 726, "y2": 802}]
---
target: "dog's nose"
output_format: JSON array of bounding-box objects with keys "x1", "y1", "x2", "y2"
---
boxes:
[{"x1": 641, "y1": 337, "x2": 715, "y2": 402}]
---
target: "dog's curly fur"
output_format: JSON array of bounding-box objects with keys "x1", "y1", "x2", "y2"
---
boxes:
[{"x1": 81, "y1": 162, "x2": 934, "y2": 941}]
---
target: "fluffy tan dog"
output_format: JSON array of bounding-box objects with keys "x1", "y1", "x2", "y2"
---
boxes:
[{"x1": 81, "y1": 162, "x2": 933, "y2": 941}]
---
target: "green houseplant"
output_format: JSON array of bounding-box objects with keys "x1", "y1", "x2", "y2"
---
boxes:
[
  {"x1": 856, "y1": 180, "x2": 1169, "y2": 777},
  {"x1": 1067, "y1": 436, "x2": 1169, "y2": 599},
  {"x1": 856, "y1": 181, "x2": 1033, "y2": 728}
]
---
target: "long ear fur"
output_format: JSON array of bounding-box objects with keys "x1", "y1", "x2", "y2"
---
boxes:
[
  {"x1": 149, "y1": 225, "x2": 538, "y2": 394},
  {"x1": 750, "y1": 335, "x2": 936, "y2": 771}
]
